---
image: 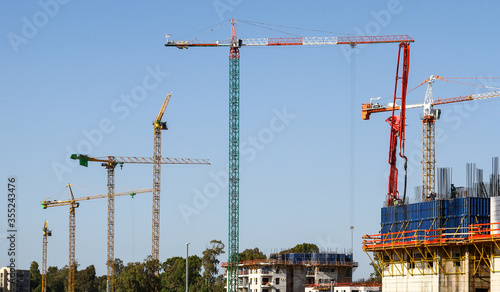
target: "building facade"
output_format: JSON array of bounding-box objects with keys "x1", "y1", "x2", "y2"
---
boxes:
[
  {"x1": 224, "y1": 252, "x2": 358, "y2": 292},
  {"x1": 0, "y1": 268, "x2": 30, "y2": 292}
]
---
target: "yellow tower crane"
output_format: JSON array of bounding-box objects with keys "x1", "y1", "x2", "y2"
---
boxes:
[
  {"x1": 152, "y1": 92, "x2": 170, "y2": 262},
  {"x1": 41, "y1": 220, "x2": 52, "y2": 292},
  {"x1": 41, "y1": 184, "x2": 152, "y2": 292},
  {"x1": 362, "y1": 76, "x2": 500, "y2": 200},
  {"x1": 70, "y1": 154, "x2": 210, "y2": 292}
]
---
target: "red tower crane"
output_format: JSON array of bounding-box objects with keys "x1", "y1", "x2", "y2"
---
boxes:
[{"x1": 165, "y1": 19, "x2": 414, "y2": 290}]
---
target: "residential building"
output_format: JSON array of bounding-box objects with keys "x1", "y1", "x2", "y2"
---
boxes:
[
  {"x1": 0, "y1": 268, "x2": 30, "y2": 292},
  {"x1": 223, "y1": 252, "x2": 358, "y2": 292}
]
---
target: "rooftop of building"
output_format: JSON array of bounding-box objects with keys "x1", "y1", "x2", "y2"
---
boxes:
[{"x1": 222, "y1": 252, "x2": 358, "y2": 268}]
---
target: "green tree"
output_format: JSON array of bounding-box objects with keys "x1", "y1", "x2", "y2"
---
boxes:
[
  {"x1": 75, "y1": 265, "x2": 97, "y2": 292},
  {"x1": 186, "y1": 255, "x2": 202, "y2": 290},
  {"x1": 114, "y1": 261, "x2": 142, "y2": 292},
  {"x1": 161, "y1": 255, "x2": 203, "y2": 292},
  {"x1": 161, "y1": 257, "x2": 185, "y2": 292},
  {"x1": 30, "y1": 261, "x2": 42, "y2": 291},
  {"x1": 142, "y1": 257, "x2": 161, "y2": 292},
  {"x1": 113, "y1": 257, "x2": 160, "y2": 292},
  {"x1": 114, "y1": 258, "x2": 124, "y2": 278},
  {"x1": 46, "y1": 266, "x2": 67, "y2": 292},
  {"x1": 282, "y1": 243, "x2": 319, "y2": 254},
  {"x1": 238, "y1": 248, "x2": 267, "y2": 262},
  {"x1": 202, "y1": 240, "x2": 225, "y2": 288},
  {"x1": 94, "y1": 275, "x2": 107, "y2": 292}
]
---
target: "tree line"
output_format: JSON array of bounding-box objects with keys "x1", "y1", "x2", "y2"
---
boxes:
[
  {"x1": 28, "y1": 241, "x2": 339, "y2": 291},
  {"x1": 29, "y1": 240, "x2": 226, "y2": 292}
]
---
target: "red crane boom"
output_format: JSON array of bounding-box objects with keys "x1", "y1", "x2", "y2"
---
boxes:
[{"x1": 386, "y1": 42, "x2": 411, "y2": 207}]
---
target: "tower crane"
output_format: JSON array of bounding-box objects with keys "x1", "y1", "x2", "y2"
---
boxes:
[
  {"x1": 164, "y1": 18, "x2": 414, "y2": 291},
  {"x1": 41, "y1": 184, "x2": 152, "y2": 292},
  {"x1": 70, "y1": 154, "x2": 209, "y2": 292},
  {"x1": 41, "y1": 220, "x2": 52, "y2": 292},
  {"x1": 362, "y1": 76, "x2": 500, "y2": 200},
  {"x1": 152, "y1": 92, "x2": 170, "y2": 262}
]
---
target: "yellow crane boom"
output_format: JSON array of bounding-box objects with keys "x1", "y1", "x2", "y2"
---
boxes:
[
  {"x1": 41, "y1": 188, "x2": 152, "y2": 208},
  {"x1": 155, "y1": 92, "x2": 171, "y2": 124}
]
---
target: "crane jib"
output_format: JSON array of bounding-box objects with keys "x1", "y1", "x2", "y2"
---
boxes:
[{"x1": 165, "y1": 35, "x2": 414, "y2": 48}]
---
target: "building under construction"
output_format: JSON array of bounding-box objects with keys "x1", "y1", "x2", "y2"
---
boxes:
[
  {"x1": 363, "y1": 158, "x2": 500, "y2": 292},
  {"x1": 222, "y1": 251, "x2": 358, "y2": 291}
]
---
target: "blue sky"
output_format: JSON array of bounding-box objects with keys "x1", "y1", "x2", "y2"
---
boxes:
[{"x1": 2, "y1": 0, "x2": 500, "y2": 280}]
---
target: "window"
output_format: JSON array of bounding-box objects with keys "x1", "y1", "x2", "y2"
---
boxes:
[{"x1": 275, "y1": 278, "x2": 280, "y2": 285}]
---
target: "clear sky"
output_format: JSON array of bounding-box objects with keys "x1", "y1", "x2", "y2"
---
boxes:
[{"x1": 2, "y1": 0, "x2": 500, "y2": 280}]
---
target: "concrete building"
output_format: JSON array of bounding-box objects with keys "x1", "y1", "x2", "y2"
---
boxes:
[
  {"x1": 223, "y1": 252, "x2": 358, "y2": 291},
  {"x1": 363, "y1": 196, "x2": 500, "y2": 291},
  {"x1": 0, "y1": 268, "x2": 30, "y2": 292}
]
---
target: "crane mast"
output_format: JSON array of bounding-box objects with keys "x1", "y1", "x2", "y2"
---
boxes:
[
  {"x1": 42, "y1": 220, "x2": 52, "y2": 292},
  {"x1": 103, "y1": 162, "x2": 116, "y2": 290},
  {"x1": 421, "y1": 75, "x2": 439, "y2": 200},
  {"x1": 227, "y1": 18, "x2": 240, "y2": 292},
  {"x1": 68, "y1": 184, "x2": 78, "y2": 292},
  {"x1": 152, "y1": 92, "x2": 170, "y2": 262}
]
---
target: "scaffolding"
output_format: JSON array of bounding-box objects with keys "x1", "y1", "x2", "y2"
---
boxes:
[{"x1": 363, "y1": 223, "x2": 500, "y2": 291}]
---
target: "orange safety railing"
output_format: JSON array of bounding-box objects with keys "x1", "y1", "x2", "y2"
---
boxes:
[{"x1": 363, "y1": 222, "x2": 500, "y2": 249}]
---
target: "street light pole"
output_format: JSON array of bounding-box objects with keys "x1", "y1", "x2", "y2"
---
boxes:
[
  {"x1": 186, "y1": 243, "x2": 190, "y2": 292},
  {"x1": 350, "y1": 226, "x2": 354, "y2": 256}
]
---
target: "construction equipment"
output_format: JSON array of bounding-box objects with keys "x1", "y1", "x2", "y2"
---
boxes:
[
  {"x1": 165, "y1": 19, "x2": 414, "y2": 291},
  {"x1": 385, "y1": 42, "x2": 411, "y2": 206},
  {"x1": 362, "y1": 76, "x2": 500, "y2": 201},
  {"x1": 41, "y1": 184, "x2": 152, "y2": 292},
  {"x1": 152, "y1": 92, "x2": 170, "y2": 262},
  {"x1": 41, "y1": 220, "x2": 52, "y2": 292},
  {"x1": 70, "y1": 154, "x2": 209, "y2": 292}
]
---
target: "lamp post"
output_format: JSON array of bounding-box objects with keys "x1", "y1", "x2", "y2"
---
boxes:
[{"x1": 186, "y1": 243, "x2": 190, "y2": 292}]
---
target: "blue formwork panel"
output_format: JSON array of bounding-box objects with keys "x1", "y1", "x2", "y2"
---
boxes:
[
  {"x1": 380, "y1": 198, "x2": 490, "y2": 236},
  {"x1": 287, "y1": 254, "x2": 304, "y2": 264},
  {"x1": 326, "y1": 253, "x2": 336, "y2": 261},
  {"x1": 396, "y1": 205, "x2": 407, "y2": 222}
]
